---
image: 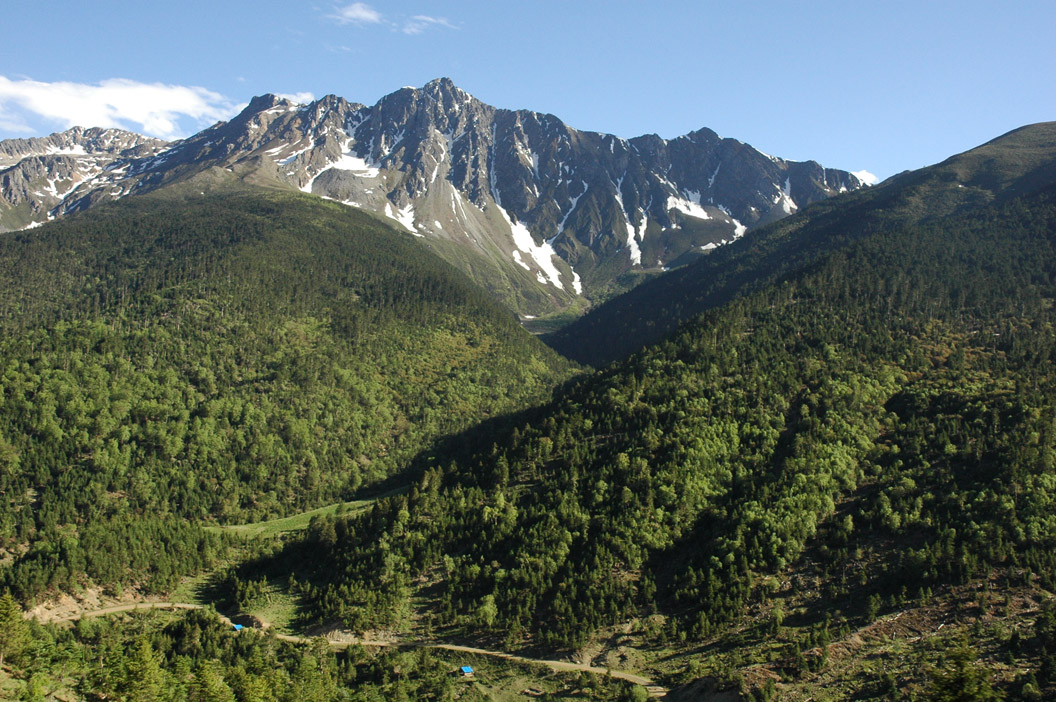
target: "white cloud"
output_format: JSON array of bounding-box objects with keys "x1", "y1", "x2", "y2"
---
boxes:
[
  {"x1": 0, "y1": 75, "x2": 238, "y2": 140},
  {"x1": 277, "y1": 91, "x2": 315, "y2": 105},
  {"x1": 0, "y1": 103, "x2": 34, "y2": 134},
  {"x1": 402, "y1": 15, "x2": 457, "y2": 34},
  {"x1": 330, "y1": 3, "x2": 383, "y2": 25},
  {"x1": 326, "y1": 4, "x2": 456, "y2": 35},
  {"x1": 851, "y1": 169, "x2": 879, "y2": 186},
  {"x1": 0, "y1": 120, "x2": 34, "y2": 134}
]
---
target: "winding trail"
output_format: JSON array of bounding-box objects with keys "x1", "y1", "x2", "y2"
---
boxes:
[{"x1": 47, "y1": 602, "x2": 667, "y2": 696}]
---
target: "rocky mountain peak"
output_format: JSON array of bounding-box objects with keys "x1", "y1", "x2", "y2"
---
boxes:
[
  {"x1": 0, "y1": 127, "x2": 167, "y2": 169},
  {"x1": 244, "y1": 93, "x2": 292, "y2": 112},
  {"x1": 0, "y1": 127, "x2": 169, "y2": 229},
  {"x1": 1, "y1": 79, "x2": 869, "y2": 314}
]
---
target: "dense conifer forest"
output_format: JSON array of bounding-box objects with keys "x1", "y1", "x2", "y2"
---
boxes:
[
  {"x1": 271, "y1": 182, "x2": 1056, "y2": 698},
  {"x1": 4, "y1": 126, "x2": 1056, "y2": 700},
  {"x1": 0, "y1": 187, "x2": 575, "y2": 602}
]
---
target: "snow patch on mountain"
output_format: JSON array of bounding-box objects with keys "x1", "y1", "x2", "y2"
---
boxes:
[
  {"x1": 708, "y1": 164, "x2": 721, "y2": 188},
  {"x1": 45, "y1": 144, "x2": 88, "y2": 157},
  {"x1": 731, "y1": 217, "x2": 747, "y2": 238},
  {"x1": 777, "y1": 178, "x2": 798, "y2": 215},
  {"x1": 613, "y1": 177, "x2": 643, "y2": 266},
  {"x1": 384, "y1": 201, "x2": 421, "y2": 236},
  {"x1": 496, "y1": 203, "x2": 566, "y2": 291},
  {"x1": 450, "y1": 188, "x2": 470, "y2": 220},
  {"x1": 275, "y1": 144, "x2": 313, "y2": 166},
  {"x1": 715, "y1": 204, "x2": 748, "y2": 239},
  {"x1": 332, "y1": 152, "x2": 381, "y2": 177},
  {"x1": 552, "y1": 181, "x2": 587, "y2": 242},
  {"x1": 624, "y1": 221, "x2": 641, "y2": 265},
  {"x1": 667, "y1": 190, "x2": 711, "y2": 220},
  {"x1": 300, "y1": 139, "x2": 382, "y2": 192}
]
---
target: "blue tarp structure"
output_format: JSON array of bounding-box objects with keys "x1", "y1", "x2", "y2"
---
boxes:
[
  {"x1": 460, "y1": 666, "x2": 474, "y2": 675},
  {"x1": 233, "y1": 624, "x2": 244, "y2": 631}
]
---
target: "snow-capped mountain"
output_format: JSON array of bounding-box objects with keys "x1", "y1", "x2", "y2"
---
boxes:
[
  {"x1": 0, "y1": 79, "x2": 867, "y2": 312},
  {"x1": 0, "y1": 127, "x2": 169, "y2": 230}
]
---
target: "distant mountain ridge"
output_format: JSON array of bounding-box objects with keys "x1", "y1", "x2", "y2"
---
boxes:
[
  {"x1": 0, "y1": 127, "x2": 167, "y2": 231},
  {"x1": 0, "y1": 78, "x2": 867, "y2": 312},
  {"x1": 545, "y1": 121, "x2": 1056, "y2": 366}
]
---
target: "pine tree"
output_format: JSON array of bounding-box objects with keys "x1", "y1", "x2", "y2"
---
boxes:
[
  {"x1": 190, "y1": 660, "x2": 236, "y2": 702},
  {"x1": 0, "y1": 591, "x2": 29, "y2": 670},
  {"x1": 123, "y1": 637, "x2": 167, "y2": 702},
  {"x1": 927, "y1": 638, "x2": 1004, "y2": 702}
]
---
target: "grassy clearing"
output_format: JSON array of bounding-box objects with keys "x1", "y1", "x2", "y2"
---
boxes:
[
  {"x1": 239, "y1": 579, "x2": 300, "y2": 634},
  {"x1": 166, "y1": 571, "x2": 215, "y2": 607},
  {"x1": 428, "y1": 652, "x2": 605, "y2": 701},
  {"x1": 210, "y1": 487, "x2": 406, "y2": 539},
  {"x1": 520, "y1": 297, "x2": 593, "y2": 336}
]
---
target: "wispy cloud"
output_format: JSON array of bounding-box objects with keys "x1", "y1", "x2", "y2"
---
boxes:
[
  {"x1": 0, "y1": 104, "x2": 35, "y2": 134},
  {"x1": 402, "y1": 15, "x2": 457, "y2": 35},
  {"x1": 326, "y1": 3, "x2": 457, "y2": 35},
  {"x1": 0, "y1": 76, "x2": 238, "y2": 140},
  {"x1": 330, "y1": 3, "x2": 383, "y2": 25}
]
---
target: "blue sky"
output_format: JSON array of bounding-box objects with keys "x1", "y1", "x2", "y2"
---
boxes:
[{"x1": 2, "y1": 1, "x2": 1053, "y2": 181}]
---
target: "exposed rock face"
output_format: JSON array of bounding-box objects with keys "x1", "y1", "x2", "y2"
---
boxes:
[
  {"x1": 0, "y1": 79, "x2": 866, "y2": 311},
  {"x1": 0, "y1": 127, "x2": 168, "y2": 230}
]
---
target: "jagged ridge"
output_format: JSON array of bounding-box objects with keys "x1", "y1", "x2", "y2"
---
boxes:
[{"x1": 0, "y1": 79, "x2": 867, "y2": 313}]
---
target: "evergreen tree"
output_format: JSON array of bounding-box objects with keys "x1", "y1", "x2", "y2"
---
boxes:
[
  {"x1": 927, "y1": 638, "x2": 1004, "y2": 702},
  {"x1": 123, "y1": 637, "x2": 167, "y2": 702},
  {"x1": 0, "y1": 591, "x2": 29, "y2": 670},
  {"x1": 190, "y1": 660, "x2": 237, "y2": 702}
]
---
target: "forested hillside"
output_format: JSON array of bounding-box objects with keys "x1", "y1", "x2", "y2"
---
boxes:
[
  {"x1": 5, "y1": 127, "x2": 1056, "y2": 701},
  {"x1": 0, "y1": 185, "x2": 575, "y2": 602},
  {"x1": 546, "y1": 121, "x2": 1056, "y2": 367},
  {"x1": 279, "y1": 180, "x2": 1056, "y2": 698},
  {"x1": 0, "y1": 603, "x2": 647, "y2": 702}
]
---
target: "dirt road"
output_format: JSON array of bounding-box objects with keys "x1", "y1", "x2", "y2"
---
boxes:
[{"x1": 47, "y1": 601, "x2": 666, "y2": 695}]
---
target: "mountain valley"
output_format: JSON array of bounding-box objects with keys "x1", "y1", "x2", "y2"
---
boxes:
[{"x1": 1, "y1": 82, "x2": 1055, "y2": 700}]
